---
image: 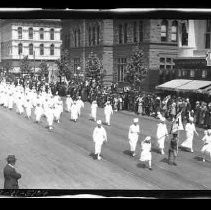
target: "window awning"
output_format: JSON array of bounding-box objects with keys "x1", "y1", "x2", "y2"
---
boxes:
[{"x1": 156, "y1": 79, "x2": 211, "y2": 92}]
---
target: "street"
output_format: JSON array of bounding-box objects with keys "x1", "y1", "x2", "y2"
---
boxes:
[{"x1": 0, "y1": 102, "x2": 210, "y2": 190}]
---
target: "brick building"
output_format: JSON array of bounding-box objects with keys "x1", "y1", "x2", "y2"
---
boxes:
[{"x1": 62, "y1": 19, "x2": 179, "y2": 90}]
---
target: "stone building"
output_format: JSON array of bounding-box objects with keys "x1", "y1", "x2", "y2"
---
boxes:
[
  {"x1": 62, "y1": 19, "x2": 179, "y2": 90},
  {"x1": 0, "y1": 19, "x2": 62, "y2": 78}
]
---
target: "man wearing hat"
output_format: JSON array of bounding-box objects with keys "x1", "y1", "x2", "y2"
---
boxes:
[
  {"x1": 168, "y1": 132, "x2": 179, "y2": 166},
  {"x1": 92, "y1": 120, "x2": 107, "y2": 160},
  {"x1": 3, "y1": 155, "x2": 21, "y2": 189},
  {"x1": 128, "y1": 118, "x2": 140, "y2": 157},
  {"x1": 156, "y1": 116, "x2": 169, "y2": 155},
  {"x1": 76, "y1": 96, "x2": 84, "y2": 117},
  {"x1": 65, "y1": 94, "x2": 73, "y2": 113},
  {"x1": 90, "y1": 100, "x2": 98, "y2": 122},
  {"x1": 180, "y1": 117, "x2": 198, "y2": 152},
  {"x1": 104, "y1": 101, "x2": 113, "y2": 126}
]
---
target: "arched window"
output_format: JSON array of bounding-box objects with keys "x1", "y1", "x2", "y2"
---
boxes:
[
  {"x1": 18, "y1": 27, "x2": 22, "y2": 39},
  {"x1": 50, "y1": 44, "x2": 54, "y2": 55},
  {"x1": 161, "y1": 20, "x2": 168, "y2": 42},
  {"x1": 50, "y1": 28, "x2": 54, "y2": 40},
  {"x1": 92, "y1": 27, "x2": 96, "y2": 45},
  {"x1": 39, "y1": 28, "x2": 44, "y2": 40},
  {"x1": 29, "y1": 43, "x2": 33, "y2": 55},
  {"x1": 18, "y1": 43, "x2": 23, "y2": 55},
  {"x1": 78, "y1": 29, "x2": 80, "y2": 47},
  {"x1": 119, "y1": 24, "x2": 123, "y2": 44},
  {"x1": 74, "y1": 29, "x2": 77, "y2": 47},
  {"x1": 29, "y1": 27, "x2": 33, "y2": 39},
  {"x1": 181, "y1": 23, "x2": 188, "y2": 46},
  {"x1": 40, "y1": 44, "x2": 44, "y2": 55},
  {"x1": 171, "y1": 21, "x2": 178, "y2": 42},
  {"x1": 97, "y1": 25, "x2": 100, "y2": 45},
  {"x1": 88, "y1": 27, "x2": 91, "y2": 46}
]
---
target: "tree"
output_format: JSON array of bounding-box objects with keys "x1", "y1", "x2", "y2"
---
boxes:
[
  {"x1": 38, "y1": 61, "x2": 49, "y2": 78},
  {"x1": 124, "y1": 46, "x2": 148, "y2": 90},
  {"x1": 20, "y1": 56, "x2": 32, "y2": 75},
  {"x1": 85, "y1": 52, "x2": 104, "y2": 80},
  {"x1": 55, "y1": 49, "x2": 72, "y2": 81},
  {"x1": 2, "y1": 61, "x2": 13, "y2": 74}
]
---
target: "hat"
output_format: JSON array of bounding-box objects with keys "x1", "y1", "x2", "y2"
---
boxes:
[
  {"x1": 6, "y1": 155, "x2": 17, "y2": 163},
  {"x1": 107, "y1": 101, "x2": 110, "y2": 104},
  {"x1": 97, "y1": 120, "x2": 102, "y2": 125},
  {"x1": 208, "y1": 129, "x2": 211, "y2": 135},
  {"x1": 67, "y1": 94, "x2": 70, "y2": 97},
  {"x1": 189, "y1": 117, "x2": 194, "y2": 122},
  {"x1": 173, "y1": 132, "x2": 178, "y2": 136},
  {"x1": 144, "y1": 136, "x2": 151, "y2": 142},
  {"x1": 160, "y1": 117, "x2": 166, "y2": 122},
  {"x1": 133, "y1": 118, "x2": 139, "y2": 123}
]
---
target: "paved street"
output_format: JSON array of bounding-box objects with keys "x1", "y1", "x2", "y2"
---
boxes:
[{"x1": 0, "y1": 102, "x2": 210, "y2": 189}]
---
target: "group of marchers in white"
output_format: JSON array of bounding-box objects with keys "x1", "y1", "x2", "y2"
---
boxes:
[{"x1": 0, "y1": 81, "x2": 211, "y2": 171}]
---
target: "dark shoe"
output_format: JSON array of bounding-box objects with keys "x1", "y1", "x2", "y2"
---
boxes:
[
  {"x1": 173, "y1": 162, "x2": 177, "y2": 166},
  {"x1": 149, "y1": 167, "x2": 152, "y2": 171}
]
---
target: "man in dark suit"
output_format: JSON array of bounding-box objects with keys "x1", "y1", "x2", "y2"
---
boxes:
[{"x1": 3, "y1": 155, "x2": 22, "y2": 189}]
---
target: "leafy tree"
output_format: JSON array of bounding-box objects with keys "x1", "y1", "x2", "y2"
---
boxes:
[
  {"x1": 38, "y1": 61, "x2": 49, "y2": 77},
  {"x1": 2, "y1": 60, "x2": 13, "y2": 74},
  {"x1": 20, "y1": 56, "x2": 32, "y2": 75},
  {"x1": 85, "y1": 52, "x2": 104, "y2": 80},
  {"x1": 55, "y1": 49, "x2": 72, "y2": 80},
  {"x1": 124, "y1": 46, "x2": 148, "y2": 90}
]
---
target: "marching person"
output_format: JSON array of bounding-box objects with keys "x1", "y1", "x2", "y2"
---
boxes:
[
  {"x1": 70, "y1": 101, "x2": 79, "y2": 122},
  {"x1": 104, "y1": 101, "x2": 113, "y2": 126},
  {"x1": 34, "y1": 102, "x2": 43, "y2": 123},
  {"x1": 156, "y1": 116, "x2": 169, "y2": 155},
  {"x1": 8, "y1": 92, "x2": 14, "y2": 110},
  {"x1": 46, "y1": 104, "x2": 54, "y2": 130},
  {"x1": 90, "y1": 100, "x2": 98, "y2": 122},
  {"x1": 168, "y1": 132, "x2": 179, "y2": 166},
  {"x1": 3, "y1": 155, "x2": 22, "y2": 189},
  {"x1": 76, "y1": 96, "x2": 84, "y2": 117},
  {"x1": 201, "y1": 129, "x2": 211, "y2": 162},
  {"x1": 128, "y1": 118, "x2": 140, "y2": 157},
  {"x1": 65, "y1": 94, "x2": 73, "y2": 112},
  {"x1": 16, "y1": 95, "x2": 24, "y2": 115},
  {"x1": 180, "y1": 117, "x2": 198, "y2": 152},
  {"x1": 139, "y1": 136, "x2": 152, "y2": 170},
  {"x1": 93, "y1": 120, "x2": 107, "y2": 160},
  {"x1": 24, "y1": 97, "x2": 33, "y2": 119}
]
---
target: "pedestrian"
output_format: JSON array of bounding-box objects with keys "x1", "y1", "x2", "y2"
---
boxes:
[
  {"x1": 24, "y1": 98, "x2": 33, "y2": 119},
  {"x1": 93, "y1": 120, "x2": 107, "y2": 160},
  {"x1": 104, "y1": 101, "x2": 113, "y2": 126},
  {"x1": 180, "y1": 117, "x2": 198, "y2": 152},
  {"x1": 168, "y1": 132, "x2": 179, "y2": 166},
  {"x1": 76, "y1": 96, "x2": 84, "y2": 117},
  {"x1": 66, "y1": 94, "x2": 73, "y2": 112},
  {"x1": 128, "y1": 118, "x2": 140, "y2": 157},
  {"x1": 139, "y1": 136, "x2": 152, "y2": 170},
  {"x1": 3, "y1": 155, "x2": 21, "y2": 189},
  {"x1": 156, "y1": 116, "x2": 169, "y2": 155},
  {"x1": 70, "y1": 101, "x2": 79, "y2": 122},
  {"x1": 46, "y1": 104, "x2": 54, "y2": 130},
  {"x1": 201, "y1": 129, "x2": 211, "y2": 162},
  {"x1": 90, "y1": 100, "x2": 98, "y2": 122},
  {"x1": 34, "y1": 102, "x2": 43, "y2": 123}
]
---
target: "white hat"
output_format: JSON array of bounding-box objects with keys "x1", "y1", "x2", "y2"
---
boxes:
[
  {"x1": 97, "y1": 120, "x2": 102, "y2": 125},
  {"x1": 189, "y1": 117, "x2": 194, "y2": 122},
  {"x1": 144, "y1": 136, "x2": 151, "y2": 141},
  {"x1": 133, "y1": 118, "x2": 139, "y2": 123},
  {"x1": 208, "y1": 129, "x2": 211, "y2": 135},
  {"x1": 160, "y1": 117, "x2": 166, "y2": 122}
]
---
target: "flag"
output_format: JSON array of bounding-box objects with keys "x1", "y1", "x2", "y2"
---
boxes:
[{"x1": 170, "y1": 111, "x2": 184, "y2": 134}]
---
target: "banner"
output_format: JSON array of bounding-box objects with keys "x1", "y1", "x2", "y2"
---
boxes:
[{"x1": 170, "y1": 112, "x2": 184, "y2": 134}]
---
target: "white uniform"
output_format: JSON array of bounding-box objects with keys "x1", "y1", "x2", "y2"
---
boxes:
[
  {"x1": 93, "y1": 126, "x2": 107, "y2": 156},
  {"x1": 128, "y1": 124, "x2": 140, "y2": 153},
  {"x1": 76, "y1": 99, "x2": 84, "y2": 116},
  {"x1": 8, "y1": 93, "x2": 14, "y2": 109},
  {"x1": 70, "y1": 103, "x2": 79, "y2": 121},
  {"x1": 66, "y1": 97, "x2": 73, "y2": 112},
  {"x1": 16, "y1": 96, "x2": 24, "y2": 114},
  {"x1": 104, "y1": 104, "x2": 113, "y2": 125},
  {"x1": 90, "y1": 102, "x2": 98, "y2": 121},
  {"x1": 156, "y1": 123, "x2": 168, "y2": 152},
  {"x1": 46, "y1": 106, "x2": 54, "y2": 128},
  {"x1": 34, "y1": 103, "x2": 43, "y2": 122},
  {"x1": 24, "y1": 98, "x2": 33, "y2": 118},
  {"x1": 181, "y1": 123, "x2": 197, "y2": 151},
  {"x1": 140, "y1": 141, "x2": 152, "y2": 161}
]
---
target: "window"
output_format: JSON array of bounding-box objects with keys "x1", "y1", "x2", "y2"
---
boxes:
[
  {"x1": 40, "y1": 44, "x2": 44, "y2": 55},
  {"x1": 18, "y1": 27, "x2": 22, "y2": 39},
  {"x1": 50, "y1": 28, "x2": 54, "y2": 40},
  {"x1": 133, "y1": 22, "x2": 137, "y2": 43},
  {"x1": 29, "y1": 27, "x2": 33, "y2": 39},
  {"x1": 119, "y1": 24, "x2": 123, "y2": 44},
  {"x1": 160, "y1": 57, "x2": 165, "y2": 63},
  {"x1": 161, "y1": 20, "x2": 168, "y2": 42},
  {"x1": 181, "y1": 23, "x2": 188, "y2": 46},
  {"x1": 160, "y1": 65, "x2": 165, "y2": 69},
  {"x1": 97, "y1": 25, "x2": 100, "y2": 45},
  {"x1": 74, "y1": 30, "x2": 77, "y2": 47},
  {"x1": 202, "y1": 70, "x2": 207, "y2": 78},
  {"x1": 78, "y1": 29, "x2": 80, "y2": 47},
  {"x1": 29, "y1": 43, "x2": 33, "y2": 55},
  {"x1": 205, "y1": 20, "x2": 211, "y2": 49},
  {"x1": 166, "y1": 58, "x2": 172, "y2": 63},
  {"x1": 18, "y1": 43, "x2": 23, "y2": 55},
  {"x1": 171, "y1": 21, "x2": 178, "y2": 42},
  {"x1": 124, "y1": 23, "x2": 128, "y2": 43},
  {"x1": 92, "y1": 27, "x2": 96, "y2": 46},
  {"x1": 190, "y1": 70, "x2": 195, "y2": 78},
  {"x1": 88, "y1": 27, "x2": 91, "y2": 46},
  {"x1": 73, "y1": 58, "x2": 80, "y2": 74},
  {"x1": 50, "y1": 44, "x2": 54, "y2": 55},
  {"x1": 159, "y1": 57, "x2": 174, "y2": 69},
  {"x1": 182, "y1": 70, "x2": 187, "y2": 76},
  {"x1": 39, "y1": 28, "x2": 44, "y2": 40},
  {"x1": 178, "y1": 70, "x2": 182, "y2": 77},
  {"x1": 166, "y1": 65, "x2": 172, "y2": 69},
  {"x1": 117, "y1": 58, "x2": 127, "y2": 82},
  {"x1": 139, "y1": 21, "x2": 143, "y2": 42}
]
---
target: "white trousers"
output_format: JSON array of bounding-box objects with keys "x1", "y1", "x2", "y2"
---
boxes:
[
  {"x1": 95, "y1": 142, "x2": 103, "y2": 154},
  {"x1": 105, "y1": 114, "x2": 111, "y2": 125},
  {"x1": 129, "y1": 138, "x2": 138, "y2": 152}
]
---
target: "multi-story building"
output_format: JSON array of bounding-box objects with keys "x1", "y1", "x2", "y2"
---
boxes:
[
  {"x1": 174, "y1": 20, "x2": 211, "y2": 81},
  {"x1": 0, "y1": 19, "x2": 62, "y2": 76},
  {"x1": 62, "y1": 19, "x2": 179, "y2": 90}
]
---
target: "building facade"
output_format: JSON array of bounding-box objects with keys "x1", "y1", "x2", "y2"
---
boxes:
[
  {"x1": 62, "y1": 19, "x2": 179, "y2": 90},
  {"x1": 174, "y1": 20, "x2": 211, "y2": 81},
  {"x1": 0, "y1": 19, "x2": 62, "y2": 76}
]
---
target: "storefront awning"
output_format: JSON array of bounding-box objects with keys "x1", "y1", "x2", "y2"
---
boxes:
[{"x1": 156, "y1": 79, "x2": 211, "y2": 92}]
